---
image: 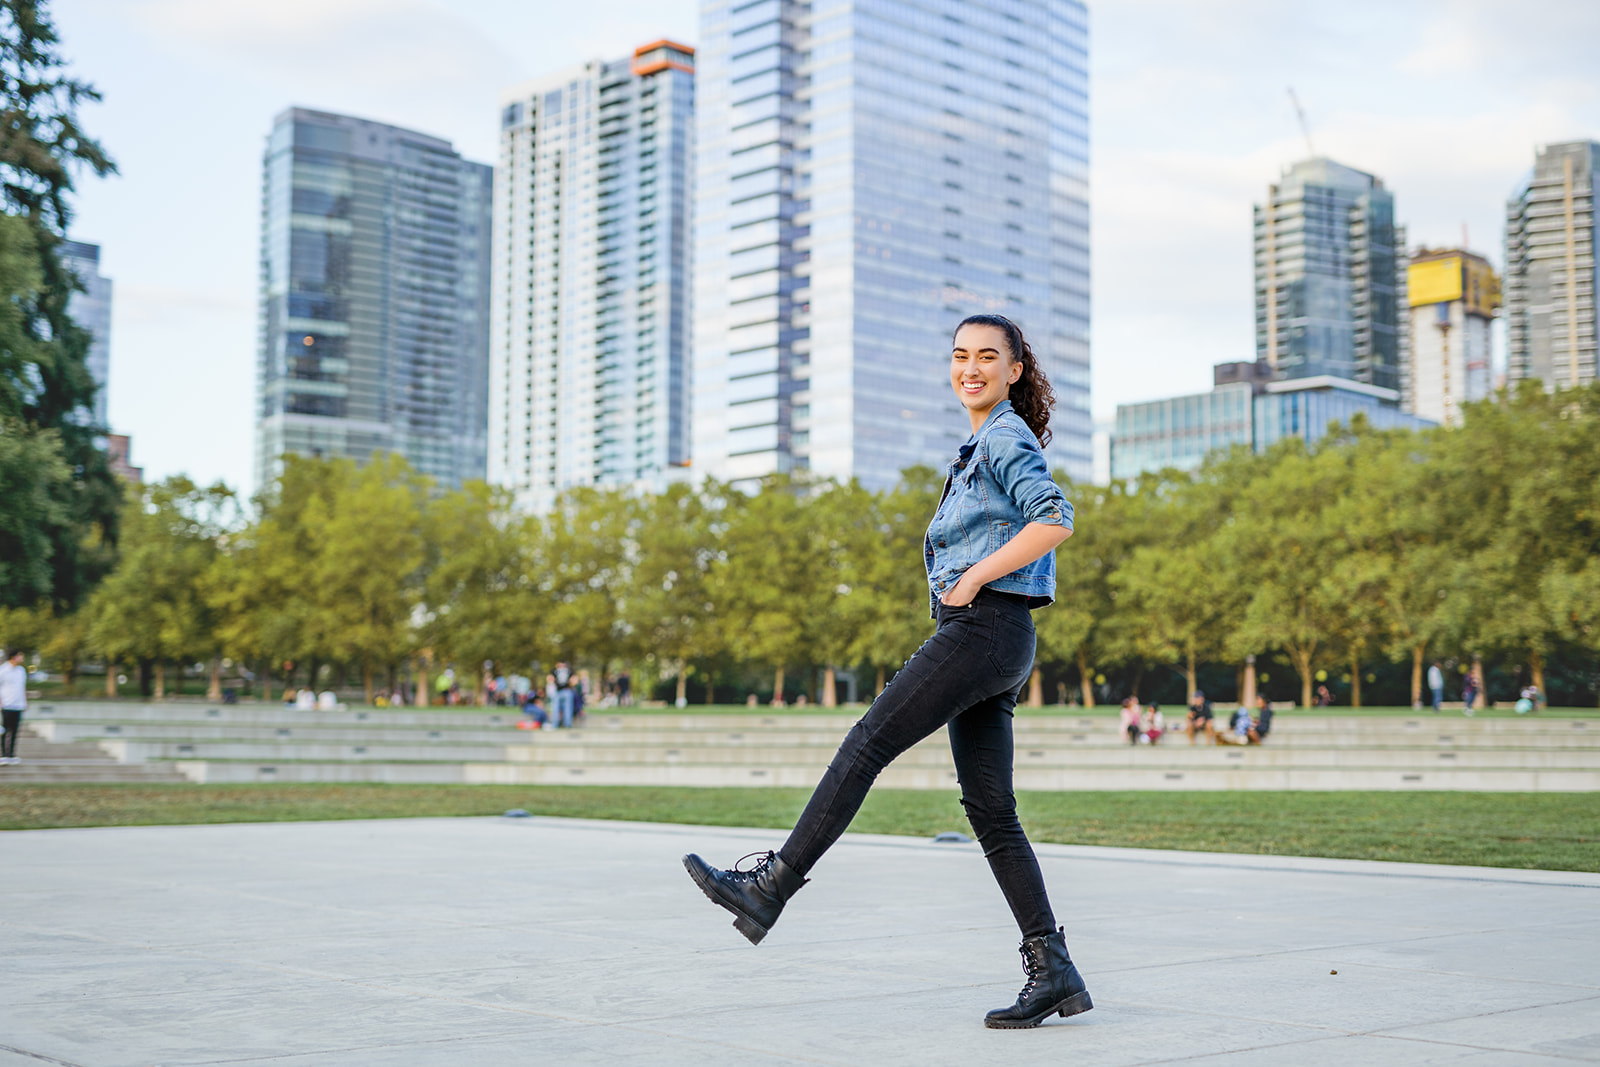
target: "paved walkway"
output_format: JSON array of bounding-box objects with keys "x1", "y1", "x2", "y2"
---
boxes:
[{"x1": 4, "y1": 816, "x2": 1599, "y2": 1065}]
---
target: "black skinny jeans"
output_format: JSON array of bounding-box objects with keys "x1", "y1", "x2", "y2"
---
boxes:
[
  {"x1": 779, "y1": 588, "x2": 1058, "y2": 939},
  {"x1": 1, "y1": 708, "x2": 21, "y2": 758}
]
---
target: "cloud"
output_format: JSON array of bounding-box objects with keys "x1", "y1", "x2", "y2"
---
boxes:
[{"x1": 123, "y1": 0, "x2": 521, "y2": 155}]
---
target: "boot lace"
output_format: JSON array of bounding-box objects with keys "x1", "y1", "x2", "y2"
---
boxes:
[
  {"x1": 1017, "y1": 942, "x2": 1047, "y2": 997},
  {"x1": 730, "y1": 850, "x2": 776, "y2": 880}
]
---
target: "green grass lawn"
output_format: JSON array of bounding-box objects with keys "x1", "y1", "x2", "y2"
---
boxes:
[{"x1": 2, "y1": 784, "x2": 1594, "y2": 873}]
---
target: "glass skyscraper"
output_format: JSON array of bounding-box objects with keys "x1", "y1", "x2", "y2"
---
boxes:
[
  {"x1": 62, "y1": 239, "x2": 112, "y2": 430},
  {"x1": 490, "y1": 42, "x2": 695, "y2": 511},
  {"x1": 692, "y1": 0, "x2": 1091, "y2": 489},
  {"x1": 255, "y1": 108, "x2": 492, "y2": 492},
  {"x1": 1254, "y1": 158, "x2": 1404, "y2": 393},
  {"x1": 1505, "y1": 140, "x2": 1598, "y2": 390}
]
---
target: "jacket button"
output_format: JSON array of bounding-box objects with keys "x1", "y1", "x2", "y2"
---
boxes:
[{"x1": 938, "y1": 541, "x2": 946, "y2": 548}]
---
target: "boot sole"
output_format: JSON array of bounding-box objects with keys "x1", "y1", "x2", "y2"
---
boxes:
[
  {"x1": 682, "y1": 855, "x2": 770, "y2": 946},
  {"x1": 984, "y1": 989, "x2": 1093, "y2": 1029}
]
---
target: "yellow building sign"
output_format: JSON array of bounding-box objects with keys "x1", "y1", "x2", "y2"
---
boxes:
[
  {"x1": 1409, "y1": 254, "x2": 1502, "y2": 317},
  {"x1": 1409, "y1": 256, "x2": 1462, "y2": 307}
]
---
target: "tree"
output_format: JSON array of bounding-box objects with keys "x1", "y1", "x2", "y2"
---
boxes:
[
  {"x1": 625, "y1": 482, "x2": 722, "y2": 705},
  {"x1": 841, "y1": 467, "x2": 940, "y2": 699},
  {"x1": 1222, "y1": 439, "x2": 1349, "y2": 710},
  {"x1": 710, "y1": 473, "x2": 836, "y2": 703},
  {"x1": 422, "y1": 480, "x2": 537, "y2": 701},
  {"x1": 306, "y1": 455, "x2": 428, "y2": 704},
  {"x1": 85, "y1": 477, "x2": 236, "y2": 698},
  {"x1": 1035, "y1": 477, "x2": 1132, "y2": 706},
  {"x1": 534, "y1": 486, "x2": 636, "y2": 686},
  {"x1": 0, "y1": 1, "x2": 120, "y2": 611}
]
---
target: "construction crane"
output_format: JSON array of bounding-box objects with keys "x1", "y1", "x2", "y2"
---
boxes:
[{"x1": 1287, "y1": 87, "x2": 1316, "y2": 159}]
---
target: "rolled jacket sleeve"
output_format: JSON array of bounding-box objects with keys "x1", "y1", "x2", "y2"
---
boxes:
[{"x1": 988, "y1": 425, "x2": 1073, "y2": 529}]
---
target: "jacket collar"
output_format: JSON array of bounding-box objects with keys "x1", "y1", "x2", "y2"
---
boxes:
[{"x1": 954, "y1": 399, "x2": 1013, "y2": 466}]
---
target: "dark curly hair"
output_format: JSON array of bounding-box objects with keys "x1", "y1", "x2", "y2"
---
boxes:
[{"x1": 953, "y1": 314, "x2": 1057, "y2": 448}]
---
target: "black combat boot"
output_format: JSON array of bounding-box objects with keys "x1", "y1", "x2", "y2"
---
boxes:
[
  {"x1": 682, "y1": 850, "x2": 807, "y2": 945},
  {"x1": 984, "y1": 928, "x2": 1093, "y2": 1029}
]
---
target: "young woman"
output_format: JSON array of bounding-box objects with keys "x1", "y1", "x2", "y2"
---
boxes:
[{"x1": 683, "y1": 314, "x2": 1091, "y2": 1030}]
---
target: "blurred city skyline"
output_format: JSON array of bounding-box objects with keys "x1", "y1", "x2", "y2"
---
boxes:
[{"x1": 59, "y1": 0, "x2": 1600, "y2": 492}]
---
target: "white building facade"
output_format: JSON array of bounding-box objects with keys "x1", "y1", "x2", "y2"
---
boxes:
[
  {"x1": 1405, "y1": 249, "x2": 1498, "y2": 426},
  {"x1": 490, "y1": 42, "x2": 695, "y2": 511},
  {"x1": 692, "y1": 0, "x2": 1091, "y2": 489}
]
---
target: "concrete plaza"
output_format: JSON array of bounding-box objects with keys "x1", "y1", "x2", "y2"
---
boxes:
[{"x1": 3, "y1": 815, "x2": 1598, "y2": 1065}]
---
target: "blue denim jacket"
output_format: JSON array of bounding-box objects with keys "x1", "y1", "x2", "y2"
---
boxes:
[{"x1": 924, "y1": 400, "x2": 1073, "y2": 616}]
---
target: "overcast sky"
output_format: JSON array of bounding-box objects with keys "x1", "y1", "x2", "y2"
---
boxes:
[{"x1": 57, "y1": 0, "x2": 1600, "y2": 493}]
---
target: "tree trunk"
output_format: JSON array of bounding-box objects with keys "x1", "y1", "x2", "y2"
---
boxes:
[
  {"x1": 1077, "y1": 648, "x2": 1094, "y2": 708},
  {"x1": 1027, "y1": 667, "x2": 1043, "y2": 707},
  {"x1": 105, "y1": 661, "x2": 117, "y2": 698},
  {"x1": 1350, "y1": 651, "x2": 1362, "y2": 708},
  {"x1": 675, "y1": 669, "x2": 688, "y2": 706},
  {"x1": 823, "y1": 667, "x2": 837, "y2": 707},
  {"x1": 875, "y1": 665, "x2": 885, "y2": 699},
  {"x1": 154, "y1": 661, "x2": 166, "y2": 701},
  {"x1": 1291, "y1": 651, "x2": 1312, "y2": 711},
  {"x1": 307, "y1": 657, "x2": 321, "y2": 696},
  {"x1": 1241, "y1": 657, "x2": 1257, "y2": 711},
  {"x1": 415, "y1": 663, "x2": 429, "y2": 706},
  {"x1": 207, "y1": 656, "x2": 222, "y2": 702},
  {"x1": 704, "y1": 669, "x2": 715, "y2": 705},
  {"x1": 1129, "y1": 665, "x2": 1144, "y2": 703},
  {"x1": 1530, "y1": 648, "x2": 1545, "y2": 697},
  {"x1": 364, "y1": 663, "x2": 375, "y2": 707},
  {"x1": 260, "y1": 659, "x2": 270, "y2": 703},
  {"x1": 1185, "y1": 648, "x2": 1197, "y2": 703},
  {"x1": 1471, "y1": 656, "x2": 1485, "y2": 710},
  {"x1": 771, "y1": 665, "x2": 785, "y2": 706},
  {"x1": 1410, "y1": 644, "x2": 1424, "y2": 707}
]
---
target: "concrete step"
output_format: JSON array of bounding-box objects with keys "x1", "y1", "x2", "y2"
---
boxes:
[
  {"x1": 35, "y1": 722, "x2": 543, "y2": 745},
  {"x1": 163, "y1": 758, "x2": 1600, "y2": 791}
]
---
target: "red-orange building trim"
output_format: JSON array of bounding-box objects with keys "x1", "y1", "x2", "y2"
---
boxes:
[{"x1": 632, "y1": 39, "x2": 695, "y2": 77}]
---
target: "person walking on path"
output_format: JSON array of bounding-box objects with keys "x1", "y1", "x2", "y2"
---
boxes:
[
  {"x1": 1, "y1": 649, "x2": 28, "y2": 764},
  {"x1": 683, "y1": 315, "x2": 1091, "y2": 1030},
  {"x1": 1428, "y1": 661, "x2": 1445, "y2": 713}
]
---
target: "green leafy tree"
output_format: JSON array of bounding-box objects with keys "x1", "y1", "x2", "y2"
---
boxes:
[
  {"x1": 841, "y1": 467, "x2": 940, "y2": 699},
  {"x1": 422, "y1": 480, "x2": 538, "y2": 700},
  {"x1": 1035, "y1": 477, "x2": 1132, "y2": 706},
  {"x1": 535, "y1": 486, "x2": 636, "y2": 684},
  {"x1": 625, "y1": 482, "x2": 722, "y2": 704},
  {"x1": 307, "y1": 455, "x2": 428, "y2": 704},
  {"x1": 710, "y1": 473, "x2": 835, "y2": 703},
  {"x1": 1221, "y1": 440, "x2": 1350, "y2": 710},
  {"x1": 85, "y1": 477, "x2": 236, "y2": 697},
  {"x1": 0, "y1": 2, "x2": 120, "y2": 610}
]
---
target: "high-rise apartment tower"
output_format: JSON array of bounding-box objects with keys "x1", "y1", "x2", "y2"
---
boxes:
[
  {"x1": 62, "y1": 239, "x2": 112, "y2": 430},
  {"x1": 1505, "y1": 140, "x2": 1598, "y2": 390},
  {"x1": 255, "y1": 108, "x2": 492, "y2": 492},
  {"x1": 693, "y1": 0, "x2": 1092, "y2": 488},
  {"x1": 490, "y1": 42, "x2": 695, "y2": 511},
  {"x1": 1254, "y1": 158, "x2": 1405, "y2": 393},
  {"x1": 1405, "y1": 248, "x2": 1499, "y2": 426}
]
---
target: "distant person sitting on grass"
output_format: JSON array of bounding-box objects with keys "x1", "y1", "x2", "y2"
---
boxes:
[
  {"x1": 1186, "y1": 690, "x2": 1215, "y2": 745},
  {"x1": 1120, "y1": 696, "x2": 1142, "y2": 745},
  {"x1": 1217, "y1": 705, "x2": 1253, "y2": 745},
  {"x1": 1141, "y1": 704, "x2": 1164, "y2": 744},
  {"x1": 1249, "y1": 697, "x2": 1273, "y2": 744},
  {"x1": 1515, "y1": 684, "x2": 1543, "y2": 714},
  {"x1": 520, "y1": 692, "x2": 548, "y2": 729}
]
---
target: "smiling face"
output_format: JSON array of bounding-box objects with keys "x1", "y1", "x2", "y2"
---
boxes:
[{"x1": 950, "y1": 323, "x2": 1021, "y2": 424}]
